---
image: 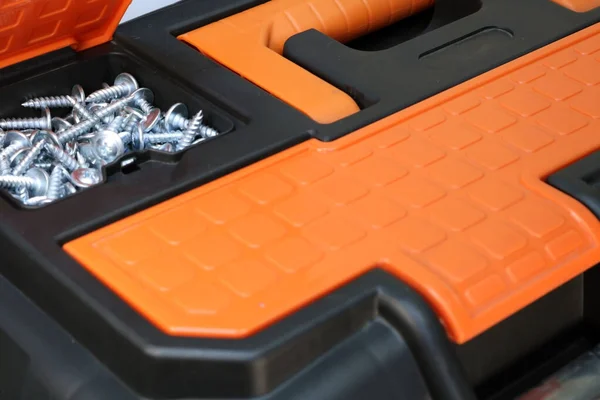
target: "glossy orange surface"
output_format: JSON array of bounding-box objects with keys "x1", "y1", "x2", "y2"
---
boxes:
[
  {"x1": 66, "y1": 23, "x2": 600, "y2": 344},
  {"x1": 0, "y1": 0, "x2": 131, "y2": 69}
]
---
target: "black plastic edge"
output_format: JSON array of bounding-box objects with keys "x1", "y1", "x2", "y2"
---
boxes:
[
  {"x1": 0, "y1": 275, "x2": 138, "y2": 400},
  {"x1": 547, "y1": 150, "x2": 600, "y2": 220},
  {"x1": 0, "y1": 268, "x2": 475, "y2": 399}
]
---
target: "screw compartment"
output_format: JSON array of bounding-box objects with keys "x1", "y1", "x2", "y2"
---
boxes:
[{"x1": 0, "y1": 49, "x2": 235, "y2": 209}]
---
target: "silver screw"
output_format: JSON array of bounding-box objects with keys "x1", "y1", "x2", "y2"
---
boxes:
[
  {"x1": 198, "y1": 124, "x2": 219, "y2": 139},
  {"x1": 12, "y1": 131, "x2": 57, "y2": 176},
  {"x1": 132, "y1": 88, "x2": 157, "y2": 114},
  {"x1": 0, "y1": 108, "x2": 52, "y2": 130},
  {"x1": 57, "y1": 117, "x2": 98, "y2": 145},
  {"x1": 1, "y1": 131, "x2": 31, "y2": 160},
  {"x1": 106, "y1": 115, "x2": 126, "y2": 133},
  {"x1": 47, "y1": 165, "x2": 68, "y2": 200},
  {"x1": 122, "y1": 112, "x2": 143, "y2": 134},
  {"x1": 0, "y1": 154, "x2": 11, "y2": 175},
  {"x1": 154, "y1": 143, "x2": 176, "y2": 152},
  {"x1": 45, "y1": 142, "x2": 81, "y2": 171},
  {"x1": 22, "y1": 85, "x2": 86, "y2": 109},
  {"x1": 69, "y1": 97, "x2": 102, "y2": 127},
  {"x1": 64, "y1": 182, "x2": 77, "y2": 196},
  {"x1": 165, "y1": 104, "x2": 218, "y2": 139},
  {"x1": 23, "y1": 196, "x2": 53, "y2": 207},
  {"x1": 51, "y1": 117, "x2": 72, "y2": 132},
  {"x1": 0, "y1": 168, "x2": 49, "y2": 196},
  {"x1": 69, "y1": 168, "x2": 102, "y2": 188},
  {"x1": 164, "y1": 103, "x2": 189, "y2": 131},
  {"x1": 177, "y1": 111, "x2": 204, "y2": 151},
  {"x1": 145, "y1": 132, "x2": 183, "y2": 145},
  {"x1": 91, "y1": 131, "x2": 126, "y2": 165},
  {"x1": 88, "y1": 103, "x2": 114, "y2": 125},
  {"x1": 86, "y1": 73, "x2": 139, "y2": 103}
]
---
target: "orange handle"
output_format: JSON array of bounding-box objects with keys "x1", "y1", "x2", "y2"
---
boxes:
[
  {"x1": 267, "y1": 0, "x2": 434, "y2": 53},
  {"x1": 180, "y1": 0, "x2": 433, "y2": 123}
]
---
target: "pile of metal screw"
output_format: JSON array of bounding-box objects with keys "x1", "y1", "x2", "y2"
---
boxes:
[{"x1": 0, "y1": 73, "x2": 219, "y2": 208}]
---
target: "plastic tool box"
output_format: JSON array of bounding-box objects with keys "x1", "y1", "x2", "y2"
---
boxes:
[{"x1": 1, "y1": 0, "x2": 600, "y2": 399}]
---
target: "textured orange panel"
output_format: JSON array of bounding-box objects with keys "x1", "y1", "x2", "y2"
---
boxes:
[
  {"x1": 65, "y1": 23, "x2": 600, "y2": 344},
  {"x1": 179, "y1": 0, "x2": 433, "y2": 123},
  {"x1": 550, "y1": 0, "x2": 600, "y2": 12},
  {"x1": 0, "y1": 0, "x2": 131, "y2": 69}
]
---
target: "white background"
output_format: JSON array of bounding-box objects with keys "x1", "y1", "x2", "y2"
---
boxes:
[{"x1": 121, "y1": 0, "x2": 181, "y2": 23}]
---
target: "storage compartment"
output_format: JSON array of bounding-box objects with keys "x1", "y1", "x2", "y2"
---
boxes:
[{"x1": 0, "y1": 44, "x2": 235, "y2": 209}]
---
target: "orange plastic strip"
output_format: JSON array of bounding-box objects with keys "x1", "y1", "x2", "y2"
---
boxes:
[
  {"x1": 0, "y1": 0, "x2": 132, "y2": 69},
  {"x1": 179, "y1": 0, "x2": 433, "y2": 124},
  {"x1": 66, "y1": 23, "x2": 600, "y2": 344},
  {"x1": 550, "y1": 0, "x2": 600, "y2": 12}
]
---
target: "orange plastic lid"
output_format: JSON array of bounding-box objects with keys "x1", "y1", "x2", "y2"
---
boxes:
[
  {"x1": 66, "y1": 23, "x2": 600, "y2": 344},
  {"x1": 0, "y1": 0, "x2": 132, "y2": 69}
]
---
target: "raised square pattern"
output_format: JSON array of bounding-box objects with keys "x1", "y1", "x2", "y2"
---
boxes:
[{"x1": 65, "y1": 26, "x2": 600, "y2": 344}]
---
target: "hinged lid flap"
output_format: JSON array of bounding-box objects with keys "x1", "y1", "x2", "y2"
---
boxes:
[{"x1": 0, "y1": 0, "x2": 132, "y2": 69}]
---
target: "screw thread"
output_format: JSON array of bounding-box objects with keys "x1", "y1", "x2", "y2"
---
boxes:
[
  {"x1": 136, "y1": 99, "x2": 154, "y2": 115},
  {"x1": 107, "y1": 115, "x2": 126, "y2": 133},
  {"x1": 2, "y1": 142, "x2": 27, "y2": 159},
  {"x1": 33, "y1": 162, "x2": 53, "y2": 170},
  {"x1": 199, "y1": 124, "x2": 219, "y2": 138},
  {"x1": 118, "y1": 131, "x2": 132, "y2": 145},
  {"x1": 70, "y1": 99, "x2": 101, "y2": 125},
  {"x1": 22, "y1": 96, "x2": 73, "y2": 109},
  {"x1": 171, "y1": 113, "x2": 190, "y2": 130},
  {"x1": 95, "y1": 97, "x2": 133, "y2": 119},
  {"x1": 47, "y1": 167, "x2": 65, "y2": 200},
  {"x1": 86, "y1": 85, "x2": 128, "y2": 103},
  {"x1": 0, "y1": 154, "x2": 10, "y2": 175},
  {"x1": 12, "y1": 140, "x2": 45, "y2": 176},
  {"x1": 0, "y1": 175, "x2": 35, "y2": 190},
  {"x1": 177, "y1": 111, "x2": 203, "y2": 150},
  {"x1": 45, "y1": 143, "x2": 80, "y2": 171},
  {"x1": 122, "y1": 113, "x2": 142, "y2": 133},
  {"x1": 58, "y1": 118, "x2": 97, "y2": 144},
  {"x1": 145, "y1": 132, "x2": 183, "y2": 144},
  {"x1": 0, "y1": 117, "x2": 47, "y2": 130}
]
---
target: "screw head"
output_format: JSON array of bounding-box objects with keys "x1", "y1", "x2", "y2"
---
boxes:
[
  {"x1": 135, "y1": 88, "x2": 154, "y2": 104},
  {"x1": 133, "y1": 124, "x2": 146, "y2": 151},
  {"x1": 25, "y1": 167, "x2": 50, "y2": 197},
  {"x1": 51, "y1": 117, "x2": 72, "y2": 132},
  {"x1": 114, "y1": 73, "x2": 139, "y2": 93},
  {"x1": 123, "y1": 106, "x2": 144, "y2": 120},
  {"x1": 70, "y1": 168, "x2": 102, "y2": 188},
  {"x1": 32, "y1": 130, "x2": 61, "y2": 148},
  {"x1": 156, "y1": 142, "x2": 175, "y2": 152},
  {"x1": 10, "y1": 147, "x2": 29, "y2": 166},
  {"x1": 71, "y1": 85, "x2": 86, "y2": 104},
  {"x1": 41, "y1": 108, "x2": 52, "y2": 130},
  {"x1": 164, "y1": 103, "x2": 188, "y2": 131},
  {"x1": 24, "y1": 196, "x2": 53, "y2": 207},
  {"x1": 140, "y1": 108, "x2": 161, "y2": 132},
  {"x1": 91, "y1": 131, "x2": 125, "y2": 164},
  {"x1": 4, "y1": 130, "x2": 30, "y2": 148}
]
